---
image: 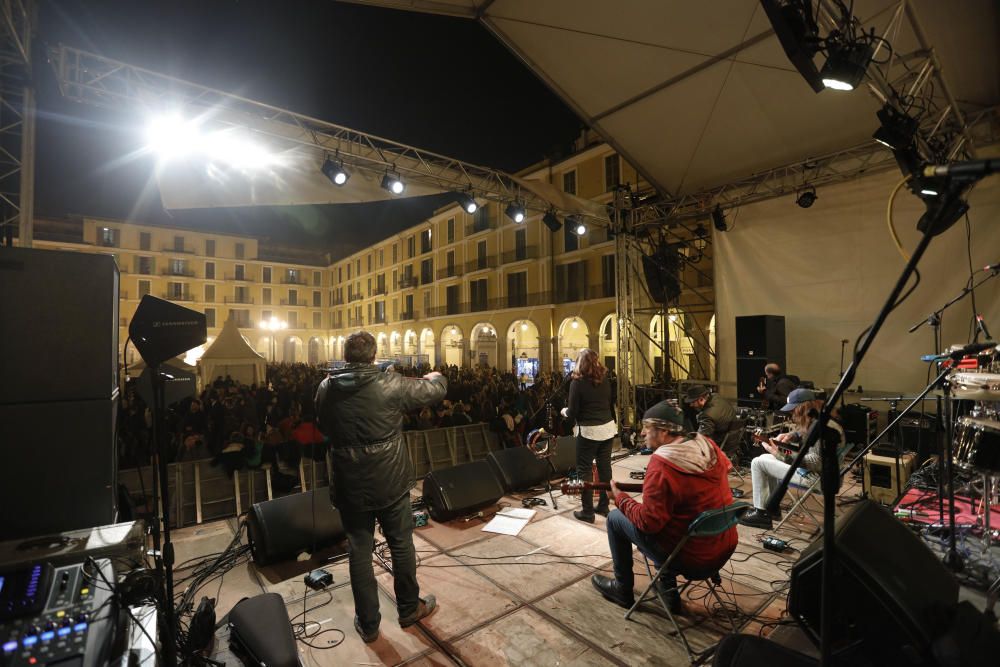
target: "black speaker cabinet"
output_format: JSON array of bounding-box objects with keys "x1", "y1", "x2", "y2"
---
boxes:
[
  {"x1": 246, "y1": 490, "x2": 345, "y2": 566},
  {"x1": 789, "y1": 500, "x2": 958, "y2": 660},
  {"x1": 736, "y1": 357, "x2": 765, "y2": 406},
  {"x1": 0, "y1": 246, "x2": 119, "y2": 403},
  {"x1": 229, "y1": 593, "x2": 298, "y2": 667},
  {"x1": 487, "y1": 447, "x2": 550, "y2": 492},
  {"x1": 0, "y1": 396, "x2": 118, "y2": 539},
  {"x1": 735, "y1": 315, "x2": 786, "y2": 359},
  {"x1": 422, "y1": 461, "x2": 504, "y2": 522},
  {"x1": 548, "y1": 436, "x2": 579, "y2": 477}
]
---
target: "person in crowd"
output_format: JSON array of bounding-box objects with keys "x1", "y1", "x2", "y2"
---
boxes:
[
  {"x1": 740, "y1": 388, "x2": 845, "y2": 529},
  {"x1": 591, "y1": 400, "x2": 736, "y2": 613},
  {"x1": 683, "y1": 385, "x2": 736, "y2": 454},
  {"x1": 451, "y1": 402, "x2": 473, "y2": 426},
  {"x1": 562, "y1": 348, "x2": 617, "y2": 523},
  {"x1": 315, "y1": 332, "x2": 446, "y2": 643},
  {"x1": 757, "y1": 363, "x2": 799, "y2": 411}
]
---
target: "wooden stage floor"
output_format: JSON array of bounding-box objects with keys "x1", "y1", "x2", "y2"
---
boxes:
[{"x1": 173, "y1": 452, "x2": 861, "y2": 666}]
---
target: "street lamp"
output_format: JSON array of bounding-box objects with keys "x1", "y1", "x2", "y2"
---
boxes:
[{"x1": 259, "y1": 316, "x2": 288, "y2": 362}]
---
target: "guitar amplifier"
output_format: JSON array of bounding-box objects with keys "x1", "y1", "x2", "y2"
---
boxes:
[{"x1": 864, "y1": 452, "x2": 917, "y2": 504}]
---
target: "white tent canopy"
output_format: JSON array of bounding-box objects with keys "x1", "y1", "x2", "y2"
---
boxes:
[{"x1": 198, "y1": 317, "x2": 267, "y2": 387}]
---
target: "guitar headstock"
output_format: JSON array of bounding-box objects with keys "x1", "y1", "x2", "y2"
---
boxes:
[{"x1": 560, "y1": 479, "x2": 585, "y2": 495}]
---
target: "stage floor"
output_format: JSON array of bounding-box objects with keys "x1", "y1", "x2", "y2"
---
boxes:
[{"x1": 172, "y1": 452, "x2": 857, "y2": 666}]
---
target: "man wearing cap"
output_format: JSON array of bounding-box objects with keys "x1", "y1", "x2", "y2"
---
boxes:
[
  {"x1": 591, "y1": 400, "x2": 737, "y2": 613},
  {"x1": 740, "y1": 388, "x2": 845, "y2": 529},
  {"x1": 683, "y1": 385, "x2": 736, "y2": 452}
]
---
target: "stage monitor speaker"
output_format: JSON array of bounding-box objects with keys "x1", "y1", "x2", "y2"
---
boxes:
[
  {"x1": 129, "y1": 295, "x2": 207, "y2": 368},
  {"x1": 788, "y1": 500, "x2": 958, "y2": 660},
  {"x1": 487, "y1": 447, "x2": 550, "y2": 492},
  {"x1": 641, "y1": 246, "x2": 681, "y2": 305},
  {"x1": 0, "y1": 396, "x2": 118, "y2": 539},
  {"x1": 735, "y1": 315, "x2": 786, "y2": 360},
  {"x1": 0, "y1": 246, "x2": 118, "y2": 403},
  {"x1": 228, "y1": 593, "x2": 298, "y2": 667},
  {"x1": 548, "y1": 436, "x2": 579, "y2": 477},
  {"x1": 839, "y1": 403, "x2": 877, "y2": 447},
  {"x1": 423, "y1": 461, "x2": 504, "y2": 522},
  {"x1": 246, "y1": 490, "x2": 346, "y2": 566}
]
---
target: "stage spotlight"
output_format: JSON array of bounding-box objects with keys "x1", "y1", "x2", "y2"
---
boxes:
[
  {"x1": 321, "y1": 157, "x2": 350, "y2": 186},
  {"x1": 711, "y1": 205, "x2": 727, "y2": 232},
  {"x1": 873, "y1": 105, "x2": 918, "y2": 151},
  {"x1": 454, "y1": 192, "x2": 478, "y2": 214},
  {"x1": 760, "y1": 0, "x2": 824, "y2": 93},
  {"x1": 820, "y1": 40, "x2": 874, "y2": 91},
  {"x1": 146, "y1": 114, "x2": 200, "y2": 159},
  {"x1": 796, "y1": 186, "x2": 818, "y2": 208},
  {"x1": 571, "y1": 219, "x2": 587, "y2": 236},
  {"x1": 381, "y1": 172, "x2": 405, "y2": 195},
  {"x1": 542, "y1": 210, "x2": 562, "y2": 232},
  {"x1": 505, "y1": 201, "x2": 526, "y2": 223}
]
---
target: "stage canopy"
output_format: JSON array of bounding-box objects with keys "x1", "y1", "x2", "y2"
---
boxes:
[{"x1": 198, "y1": 316, "x2": 267, "y2": 387}]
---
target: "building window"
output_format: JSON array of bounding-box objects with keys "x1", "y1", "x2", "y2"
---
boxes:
[
  {"x1": 374, "y1": 301, "x2": 385, "y2": 324},
  {"x1": 287, "y1": 268, "x2": 300, "y2": 284},
  {"x1": 235, "y1": 264, "x2": 245, "y2": 281},
  {"x1": 173, "y1": 235, "x2": 184, "y2": 252},
  {"x1": 515, "y1": 228, "x2": 527, "y2": 260},
  {"x1": 406, "y1": 293, "x2": 415, "y2": 318},
  {"x1": 421, "y1": 228, "x2": 432, "y2": 254},
  {"x1": 262, "y1": 266, "x2": 271, "y2": 283},
  {"x1": 407, "y1": 236, "x2": 415, "y2": 258},
  {"x1": 205, "y1": 261, "x2": 215, "y2": 280},
  {"x1": 137, "y1": 256, "x2": 153, "y2": 275},
  {"x1": 288, "y1": 289, "x2": 298, "y2": 306},
  {"x1": 378, "y1": 248, "x2": 384, "y2": 267},
  {"x1": 507, "y1": 271, "x2": 527, "y2": 308},
  {"x1": 447, "y1": 218, "x2": 455, "y2": 243},
  {"x1": 313, "y1": 270, "x2": 321, "y2": 286},
  {"x1": 376, "y1": 274, "x2": 385, "y2": 295},
  {"x1": 138, "y1": 279, "x2": 151, "y2": 297},
  {"x1": 477, "y1": 240, "x2": 487, "y2": 269},
  {"x1": 312, "y1": 290, "x2": 321, "y2": 307},
  {"x1": 99, "y1": 227, "x2": 118, "y2": 247},
  {"x1": 367, "y1": 254, "x2": 372, "y2": 272},
  {"x1": 205, "y1": 308, "x2": 216, "y2": 328},
  {"x1": 139, "y1": 231, "x2": 151, "y2": 251},
  {"x1": 367, "y1": 278, "x2": 372, "y2": 297},
  {"x1": 204, "y1": 284, "x2": 215, "y2": 302},
  {"x1": 263, "y1": 287, "x2": 271, "y2": 305},
  {"x1": 235, "y1": 285, "x2": 250, "y2": 303},
  {"x1": 205, "y1": 239, "x2": 215, "y2": 257},
  {"x1": 470, "y1": 278, "x2": 488, "y2": 312},
  {"x1": 392, "y1": 244, "x2": 398, "y2": 264},
  {"x1": 472, "y1": 208, "x2": 489, "y2": 233},
  {"x1": 338, "y1": 267, "x2": 343, "y2": 282},
  {"x1": 602, "y1": 255, "x2": 616, "y2": 297},
  {"x1": 262, "y1": 309, "x2": 272, "y2": 322},
  {"x1": 446, "y1": 250, "x2": 455, "y2": 276},
  {"x1": 356, "y1": 259, "x2": 360, "y2": 276},
  {"x1": 170, "y1": 258, "x2": 188, "y2": 276},
  {"x1": 235, "y1": 242, "x2": 245, "y2": 259},
  {"x1": 232, "y1": 309, "x2": 251, "y2": 328},
  {"x1": 312, "y1": 311, "x2": 321, "y2": 329},
  {"x1": 446, "y1": 285, "x2": 460, "y2": 314},
  {"x1": 420, "y1": 258, "x2": 433, "y2": 284},
  {"x1": 288, "y1": 311, "x2": 298, "y2": 328},
  {"x1": 564, "y1": 222, "x2": 579, "y2": 253},
  {"x1": 556, "y1": 260, "x2": 586, "y2": 302},
  {"x1": 563, "y1": 170, "x2": 577, "y2": 195},
  {"x1": 367, "y1": 303, "x2": 373, "y2": 323},
  {"x1": 604, "y1": 154, "x2": 620, "y2": 192},
  {"x1": 347, "y1": 264, "x2": 352, "y2": 280},
  {"x1": 167, "y1": 282, "x2": 184, "y2": 299}
]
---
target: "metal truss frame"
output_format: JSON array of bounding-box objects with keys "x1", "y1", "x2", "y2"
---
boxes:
[{"x1": 0, "y1": 0, "x2": 33, "y2": 246}]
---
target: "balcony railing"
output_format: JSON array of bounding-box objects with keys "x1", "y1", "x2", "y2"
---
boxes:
[
  {"x1": 373, "y1": 314, "x2": 386, "y2": 324},
  {"x1": 425, "y1": 292, "x2": 558, "y2": 317},
  {"x1": 465, "y1": 220, "x2": 497, "y2": 236},
  {"x1": 280, "y1": 298, "x2": 303, "y2": 306},
  {"x1": 348, "y1": 293, "x2": 363, "y2": 302},
  {"x1": 332, "y1": 295, "x2": 345, "y2": 306},
  {"x1": 398, "y1": 276, "x2": 419, "y2": 289},
  {"x1": 225, "y1": 273, "x2": 254, "y2": 281},
  {"x1": 501, "y1": 247, "x2": 539, "y2": 264},
  {"x1": 348, "y1": 317, "x2": 364, "y2": 327},
  {"x1": 162, "y1": 246, "x2": 195, "y2": 254},
  {"x1": 160, "y1": 268, "x2": 195, "y2": 277},
  {"x1": 162, "y1": 292, "x2": 195, "y2": 302},
  {"x1": 224, "y1": 296, "x2": 254, "y2": 304},
  {"x1": 281, "y1": 276, "x2": 308, "y2": 285},
  {"x1": 436, "y1": 266, "x2": 463, "y2": 280},
  {"x1": 374, "y1": 285, "x2": 387, "y2": 296},
  {"x1": 399, "y1": 310, "x2": 415, "y2": 321},
  {"x1": 464, "y1": 257, "x2": 498, "y2": 273},
  {"x1": 554, "y1": 285, "x2": 614, "y2": 304}
]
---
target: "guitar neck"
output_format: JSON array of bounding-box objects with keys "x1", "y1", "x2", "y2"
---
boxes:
[{"x1": 588, "y1": 481, "x2": 644, "y2": 493}]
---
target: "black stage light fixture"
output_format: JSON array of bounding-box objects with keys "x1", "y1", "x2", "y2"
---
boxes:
[
  {"x1": 796, "y1": 185, "x2": 818, "y2": 208},
  {"x1": 760, "y1": 0, "x2": 824, "y2": 93},
  {"x1": 711, "y1": 204, "x2": 727, "y2": 232},
  {"x1": 321, "y1": 157, "x2": 349, "y2": 186},
  {"x1": 381, "y1": 172, "x2": 405, "y2": 195},
  {"x1": 542, "y1": 210, "x2": 562, "y2": 232},
  {"x1": 505, "y1": 201, "x2": 526, "y2": 223},
  {"x1": 873, "y1": 104, "x2": 919, "y2": 151},
  {"x1": 454, "y1": 192, "x2": 478, "y2": 214},
  {"x1": 820, "y1": 40, "x2": 875, "y2": 91}
]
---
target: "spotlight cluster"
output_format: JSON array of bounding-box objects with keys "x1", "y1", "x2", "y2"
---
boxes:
[{"x1": 145, "y1": 114, "x2": 281, "y2": 169}]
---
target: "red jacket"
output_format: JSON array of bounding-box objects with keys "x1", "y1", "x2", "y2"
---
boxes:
[{"x1": 615, "y1": 436, "x2": 737, "y2": 572}]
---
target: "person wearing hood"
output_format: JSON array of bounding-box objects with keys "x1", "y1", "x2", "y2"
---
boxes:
[
  {"x1": 591, "y1": 400, "x2": 737, "y2": 614},
  {"x1": 315, "y1": 332, "x2": 447, "y2": 644}
]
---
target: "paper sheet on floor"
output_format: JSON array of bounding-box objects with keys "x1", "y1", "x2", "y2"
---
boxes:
[{"x1": 481, "y1": 507, "x2": 536, "y2": 536}]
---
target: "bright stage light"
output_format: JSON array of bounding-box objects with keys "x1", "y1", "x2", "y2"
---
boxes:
[
  {"x1": 202, "y1": 130, "x2": 275, "y2": 169},
  {"x1": 505, "y1": 202, "x2": 526, "y2": 223},
  {"x1": 322, "y1": 157, "x2": 350, "y2": 185},
  {"x1": 146, "y1": 115, "x2": 200, "y2": 159},
  {"x1": 146, "y1": 115, "x2": 278, "y2": 169},
  {"x1": 570, "y1": 218, "x2": 587, "y2": 236},
  {"x1": 454, "y1": 192, "x2": 478, "y2": 214},
  {"x1": 382, "y1": 173, "x2": 405, "y2": 195}
]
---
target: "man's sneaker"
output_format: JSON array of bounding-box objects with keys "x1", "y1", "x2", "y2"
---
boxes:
[
  {"x1": 399, "y1": 595, "x2": 437, "y2": 627},
  {"x1": 591, "y1": 574, "x2": 635, "y2": 608},
  {"x1": 354, "y1": 616, "x2": 379, "y2": 643},
  {"x1": 739, "y1": 508, "x2": 773, "y2": 529}
]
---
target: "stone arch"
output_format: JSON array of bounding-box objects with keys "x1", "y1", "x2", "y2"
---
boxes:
[
  {"x1": 557, "y1": 316, "x2": 590, "y2": 374},
  {"x1": 255, "y1": 336, "x2": 271, "y2": 361},
  {"x1": 420, "y1": 327, "x2": 436, "y2": 367},
  {"x1": 441, "y1": 324, "x2": 464, "y2": 367},
  {"x1": 376, "y1": 332, "x2": 389, "y2": 359},
  {"x1": 470, "y1": 322, "x2": 498, "y2": 368},
  {"x1": 389, "y1": 330, "x2": 403, "y2": 356},
  {"x1": 402, "y1": 329, "x2": 418, "y2": 355},
  {"x1": 649, "y1": 310, "x2": 691, "y2": 381},
  {"x1": 308, "y1": 336, "x2": 324, "y2": 365},
  {"x1": 507, "y1": 318, "x2": 541, "y2": 383},
  {"x1": 599, "y1": 312, "x2": 617, "y2": 372},
  {"x1": 282, "y1": 335, "x2": 303, "y2": 363}
]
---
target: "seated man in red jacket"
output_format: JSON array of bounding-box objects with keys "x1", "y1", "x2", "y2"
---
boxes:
[{"x1": 592, "y1": 400, "x2": 737, "y2": 613}]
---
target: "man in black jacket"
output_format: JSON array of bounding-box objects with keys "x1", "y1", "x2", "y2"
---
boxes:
[
  {"x1": 683, "y1": 385, "x2": 736, "y2": 450},
  {"x1": 756, "y1": 363, "x2": 799, "y2": 411},
  {"x1": 315, "y1": 332, "x2": 446, "y2": 643}
]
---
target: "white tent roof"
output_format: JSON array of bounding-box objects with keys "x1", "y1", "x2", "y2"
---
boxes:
[
  {"x1": 199, "y1": 317, "x2": 267, "y2": 386},
  {"x1": 344, "y1": 0, "x2": 999, "y2": 197}
]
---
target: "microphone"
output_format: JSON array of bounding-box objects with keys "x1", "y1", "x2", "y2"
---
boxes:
[
  {"x1": 922, "y1": 158, "x2": 999, "y2": 180},
  {"x1": 977, "y1": 315, "x2": 993, "y2": 342},
  {"x1": 985, "y1": 262, "x2": 1000, "y2": 273},
  {"x1": 920, "y1": 341, "x2": 997, "y2": 362}
]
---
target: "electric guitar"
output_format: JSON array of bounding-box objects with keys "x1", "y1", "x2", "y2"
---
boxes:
[
  {"x1": 561, "y1": 479, "x2": 644, "y2": 495},
  {"x1": 752, "y1": 430, "x2": 799, "y2": 454}
]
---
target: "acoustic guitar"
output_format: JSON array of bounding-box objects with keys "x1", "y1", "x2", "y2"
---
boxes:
[{"x1": 560, "y1": 479, "x2": 644, "y2": 495}]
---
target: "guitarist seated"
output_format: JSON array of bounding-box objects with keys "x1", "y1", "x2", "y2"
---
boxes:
[{"x1": 591, "y1": 400, "x2": 737, "y2": 614}]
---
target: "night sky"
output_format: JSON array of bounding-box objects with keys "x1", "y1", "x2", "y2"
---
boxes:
[{"x1": 34, "y1": 0, "x2": 583, "y2": 256}]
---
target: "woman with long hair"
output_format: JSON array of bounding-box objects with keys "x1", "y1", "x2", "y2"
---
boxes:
[{"x1": 563, "y1": 348, "x2": 617, "y2": 523}]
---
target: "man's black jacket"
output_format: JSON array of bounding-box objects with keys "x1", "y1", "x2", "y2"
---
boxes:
[{"x1": 315, "y1": 364, "x2": 447, "y2": 511}]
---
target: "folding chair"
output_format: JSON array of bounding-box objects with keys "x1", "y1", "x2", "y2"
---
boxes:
[
  {"x1": 773, "y1": 443, "x2": 851, "y2": 533},
  {"x1": 625, "y1": 501, "x2": 751, "y2": 664}
]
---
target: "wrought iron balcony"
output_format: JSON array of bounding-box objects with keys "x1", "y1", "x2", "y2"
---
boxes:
[
  {"x1": 437, "y1": 266, "x2": 463, "y2": 280},
  {"x1": 225, "y1": 273, "x2": 254, "y2": 281},
  {"x1": 501, "y1": 247, "x2": 539, "y2": 264},
  {"x1": 464, "y1": 256, "x2": 498, "y2": 273},
  {"x1": 398, "y1": 276, "x2": 419, "y2": 289},
  {"x1": 163, "y1": 292, "x2": 195, "y2": 302},
  {"x1": 161, "y1": 268, "x2": 195, "y2": 277},
  {"x1": 223, "y1": 296, "x2": 254, "y2": 304}
]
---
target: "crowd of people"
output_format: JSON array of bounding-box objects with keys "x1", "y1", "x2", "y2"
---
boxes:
[{"x1": 116, "y1": 361, "x2": 593, "y2": 476}]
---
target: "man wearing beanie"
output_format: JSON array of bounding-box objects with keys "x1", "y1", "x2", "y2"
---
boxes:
[
  {"x1": 591, "y1": 400, "x2": 737, "y2": 613},
  {"x1": 683, "y1": 384, "x2": 736, "y2": 452}
]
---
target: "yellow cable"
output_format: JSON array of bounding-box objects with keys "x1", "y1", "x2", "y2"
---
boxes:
[{"x1": 886, "y1": 176, "x2": 911, "y2": 261}]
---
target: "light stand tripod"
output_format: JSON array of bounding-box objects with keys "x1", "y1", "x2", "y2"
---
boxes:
[{"x1": 148, "y1": 363, "x2": 178, "y2": 666}]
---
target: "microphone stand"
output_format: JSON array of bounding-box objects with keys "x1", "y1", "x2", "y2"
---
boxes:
[
  {"x1": 764, "y1": 225, "x2": 938, "y2": 666},
  {"x1": 527, "y1": 378, "x2": 572, "y2": 510},
  {"x1": 148, "y1": 363, "x2": 178, "y2": 666}
]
